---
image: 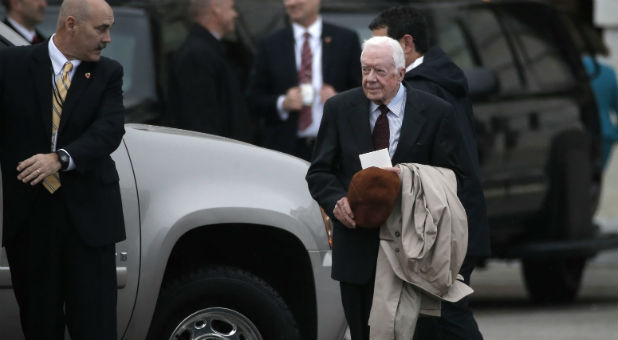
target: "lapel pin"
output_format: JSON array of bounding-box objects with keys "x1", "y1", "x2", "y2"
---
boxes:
[
  {"x1": 324, "y1": 36, "x2": 332, "y2": 44},
  {"x1": 85, "y1": 72, "x2": 91, "y2": 79}
]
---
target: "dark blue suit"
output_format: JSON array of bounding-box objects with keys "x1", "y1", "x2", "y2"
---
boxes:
[{"x1": 247, "y1": 22, "x2": 361, "y2": 157}]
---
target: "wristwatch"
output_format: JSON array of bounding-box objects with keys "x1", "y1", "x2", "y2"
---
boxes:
[{"x1": 56, "y1": 149, "x2": 70, "y2": 171}]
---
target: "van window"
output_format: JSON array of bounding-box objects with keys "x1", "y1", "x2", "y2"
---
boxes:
[
  {"x1": 464, "y1": 8, "x2": 522, "y2": 94},
  {"x1": 501, "y1": 9, "x2": 576, "y2": 91}
]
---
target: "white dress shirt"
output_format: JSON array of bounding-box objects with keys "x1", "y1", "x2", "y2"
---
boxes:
[
  {"x1": 48, "y1": 34, "x2": 82, "y2": 170},
  {"x1": 276, "y1": 17, "x2": 324, "y2": 138},
  {"x1": 7, "y1": 17, "x2": 36, "y2": 43},
  {"x1": 406, "y1": 55, "x2": 424, "y2": 73},
  {"x1": 369, "y1": 84, "x2": 407, "y2": 159}
]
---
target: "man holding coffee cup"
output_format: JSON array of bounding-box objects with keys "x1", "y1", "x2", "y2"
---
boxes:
[{"x1": 247, "y1": 0, "x2": 362, "y2": 160}]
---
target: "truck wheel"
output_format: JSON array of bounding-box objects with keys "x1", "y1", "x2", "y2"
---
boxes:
[
  {"x1": 545, "y1": 132, "x2": 593, "y2": 240},
  {"x1": 146, "y1": 266, "x2": 301, "y2": 340},
  {"x1": 524, "y1": 133, "x2": 593, "y2": 303},
  {"x1": 522, "y1": 258, "x2": 585, "y2": 303}
]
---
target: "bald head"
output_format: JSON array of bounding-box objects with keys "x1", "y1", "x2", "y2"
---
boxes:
[{"x1": 54, "y1": 0, "x2": 114, "y2": 62}]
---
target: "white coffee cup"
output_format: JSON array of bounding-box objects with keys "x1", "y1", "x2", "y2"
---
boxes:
[{"x1": 300, "y1": 83, "x2": 315, "y2": 106}]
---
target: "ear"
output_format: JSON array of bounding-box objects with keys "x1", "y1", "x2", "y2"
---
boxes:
[
  {"x1": 65, "y1": 16, "x2": 77, "y2": 31},
  {"x1": 400, "y1": 34, "x2": 416, "y2": 54}
]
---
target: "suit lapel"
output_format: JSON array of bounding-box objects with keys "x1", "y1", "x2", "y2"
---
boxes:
[
  {"x1": 59, "y1": 62, "x2": 94, "y2": 134},
  {"x1": 321, "y1": 23, "x2": 334, "y2": 84},
  {"x1": 30, "y1": 43, "x2": 53, "y2": 141},
  {"x1": 346, "y1": 90, "x2": 374, "y2": 154},
  {"x1": 281, "y1": 26, "x2": 298, "y2": 85},
  {"x1": 393, "y1": 86, "x2": 426, "y2": 163}
]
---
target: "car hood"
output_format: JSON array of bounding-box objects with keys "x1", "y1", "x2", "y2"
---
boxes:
[{"x1": 120, "y1": 124, "x2": 326, "y2": 249}]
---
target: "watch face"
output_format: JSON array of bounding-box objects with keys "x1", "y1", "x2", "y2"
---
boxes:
[{"x1": 59, "y1": 152, "x2": 69, "y2": 163}]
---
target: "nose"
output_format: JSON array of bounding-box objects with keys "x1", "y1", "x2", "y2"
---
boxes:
[{"x1": 103, "y1": 30, "x2": 111, "y2": 44}]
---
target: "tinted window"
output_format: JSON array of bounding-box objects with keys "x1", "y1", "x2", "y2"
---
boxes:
[
  {"x1": 432, "y1": 10, "x2": 475, "y2": 70},
  {"x1": 37, "y1": 7, "x2": 157, "y2": 108},
  {"x1": 500, "y1": 8, "x2": 575, "y2": 91},
  {"x1": 464, "y1": 8, "x2": 522, "y2": 94}
]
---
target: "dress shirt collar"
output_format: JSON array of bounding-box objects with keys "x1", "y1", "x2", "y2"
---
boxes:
[
  {"x1": 370, "y1": 83, "x2": 406, "y2": 118},
  {"x1": 7, "y1": 17, "x2": 36, "y2": 43},
  {"x1": 209, "y1": 29, "x2": 221, "y2": 40},
  {"x1": 292, "y1": 16, "x2": 322, "y2": 42},
  {"x1": 48, "y1": 34, "x2": 81, "y2": 78},
  {"x1": 406, "y1": 55, "x2": 424, "y2": 73}
]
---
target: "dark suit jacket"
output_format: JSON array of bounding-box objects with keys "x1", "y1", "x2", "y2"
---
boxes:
[
  {"x1": 0, "y1": 42, "x2": 126, "y2": 247},
  {"x1": 247, "y1": 22, "x2": 362, "y2": 154},
  {"x1": 306, "y1": 85, "x2": 473, "y2": 284},
  {"x1": 2, "y1": 18, "x2": 46, "y2": 44},
  {"x1": 406, "y1": 46, "x2": 491, "y2": 257},
  {"x1": 167, "y1": 24, "x2": 253, "y2": 142}
]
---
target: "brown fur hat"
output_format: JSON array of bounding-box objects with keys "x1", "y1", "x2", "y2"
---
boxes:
[{"x1": 347, "y1": 167, "x2": 401, "y2": 228}]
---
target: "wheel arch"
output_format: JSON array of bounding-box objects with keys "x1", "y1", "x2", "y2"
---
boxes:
[{"x1": 156, "y1": 223, "x2": 318, "y2": 340}]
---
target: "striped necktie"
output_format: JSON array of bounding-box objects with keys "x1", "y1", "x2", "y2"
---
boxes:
[{"x1": 43, "y1": 61, "x2": 73, "y2": 194}]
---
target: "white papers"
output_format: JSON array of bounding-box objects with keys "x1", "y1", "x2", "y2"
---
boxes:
[{"x1": 359, "y1": 148, "x2": 392, "y2": 169}]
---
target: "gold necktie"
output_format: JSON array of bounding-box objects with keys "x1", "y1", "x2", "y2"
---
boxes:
[{"x1": 43, "y1": 62, "x2": 73, "y2": 194}]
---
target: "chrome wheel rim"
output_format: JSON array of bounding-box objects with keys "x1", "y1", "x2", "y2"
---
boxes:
[{"x1": 170, "y1": 307, "x2": 262, "y2": 340}]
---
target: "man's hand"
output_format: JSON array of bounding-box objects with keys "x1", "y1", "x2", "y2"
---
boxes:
[
  {"x1": 333, "y1": 196, "x2": 356, "y2": 229},
  {"x1": 320, "y1": 84, "x2": 337, "y2": 103},
  {"x1": 282, "y1": 87, "x2": 303, "y2": 111},
  {"x1": 17, "y1": 153, "x2": 61, "y2": 186}
]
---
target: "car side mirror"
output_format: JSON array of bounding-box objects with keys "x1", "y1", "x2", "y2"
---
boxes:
[{"x1": 465, "y1": 67, "x2": 498, "y2": 100}]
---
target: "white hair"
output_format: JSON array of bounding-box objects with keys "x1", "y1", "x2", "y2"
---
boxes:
[{"x1": 361, "y1": 36, "x2": 405, "y2": 72}]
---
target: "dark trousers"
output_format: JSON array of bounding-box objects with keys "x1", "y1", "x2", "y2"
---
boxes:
[
  {"x1": 4, "y1": 189, "x2": 117, "y2": 340},
  {"x1": 414, "y1": 256, "x2": 483, "y2": 340},
  {"x1": 340, "y1": 280, "x2": 374, "y2": 340}
]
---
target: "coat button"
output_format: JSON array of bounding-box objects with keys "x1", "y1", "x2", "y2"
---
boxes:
[
  {"x1": 395, "y1": 231, "x2": 401, "y2": 237},
  {"x1": 395, "y1": 248, "x2": 400, "y2": 253}
]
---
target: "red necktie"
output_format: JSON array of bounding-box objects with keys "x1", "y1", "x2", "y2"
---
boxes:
[
  {"x1": 373, "y1": 105, "x2": 390, "y2": 151},
  {"x1": 298, "y1": 32, "x2": 313, "y2": 130},
  {"x1": 31, "y1": 34, "x2": 40, "y2": 44}
]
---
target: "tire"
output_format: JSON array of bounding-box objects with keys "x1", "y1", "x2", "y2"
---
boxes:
[
  {"x1": 523, "y1": 133, "x2": 593, "y2": 304},
  {"x1": 545, "y1": 132, "x2": 593, "y2": 240},
  {"x1": 146, "y1": 266, "x2": 301, "y2": 340},
  {"x1": 522, "y1": 258, "x2": 586, "y2": 304}
]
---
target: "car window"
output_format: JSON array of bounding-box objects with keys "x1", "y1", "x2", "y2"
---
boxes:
[
  {"x1": 431, "y1": 9, "x2": 476, "y2": 70},
  {"x1": 463, "y1": 8, "x2": 522, "y2": 94},
  {"x1": 36, "y1": 7, "x2": 157, "y2": 108},
  {"x1": 500, "y1": 8, "x2": 576, "y2": 92},
  {"x1": 321, "y1": 12, "x2": 376, "y2": 42}
]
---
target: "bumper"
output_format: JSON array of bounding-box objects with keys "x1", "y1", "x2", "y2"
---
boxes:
[{"x1": 502, "y1": 232, "x2": 618, "y2": 260}]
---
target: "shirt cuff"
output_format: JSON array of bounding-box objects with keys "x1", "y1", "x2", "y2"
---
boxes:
[
  {"x1": 59, "y1": 148, "x2": 76, "y2": 171},
  {"x1": 276, "y1": 95, "x2": 289, "y2": 121}
]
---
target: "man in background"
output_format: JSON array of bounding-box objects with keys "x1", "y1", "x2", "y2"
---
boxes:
[
  {"x1": 2, "y1": 0, "x2": 47, "y2": 44},
  {"x1": 247, "y1": 0, "x2": 361, "y2": 160},
  {"x1": 168, "y1": 0, "x2": 253, "y2": 142},
  {"x1": 370, "y1": 6, "x2": 490, "y2": 340}
]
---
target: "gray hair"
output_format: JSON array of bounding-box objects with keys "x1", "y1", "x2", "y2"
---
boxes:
[{"x1": 361, "y1": 36, "x2": 405, "y2": 72}]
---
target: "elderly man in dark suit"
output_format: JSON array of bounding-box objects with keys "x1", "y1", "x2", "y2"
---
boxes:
[
  {"x1": 2, "y1": 0, "x2": 47, "y2": 44},
  {"x1": 306, "y1": 36, "x2": 476, "y2": 340},
  {"x1": 370, "y1": 7, "x2": 490, "y2": 339},
  {"x1": 0, "y1": 0, "x2": 125, "y2": 338},
  {"x1": 247, "y1": 0, "x2": 361, "y2": 160},
  {"x1": 168, "y1": 0, "x2": 252, "y2": 141}
]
